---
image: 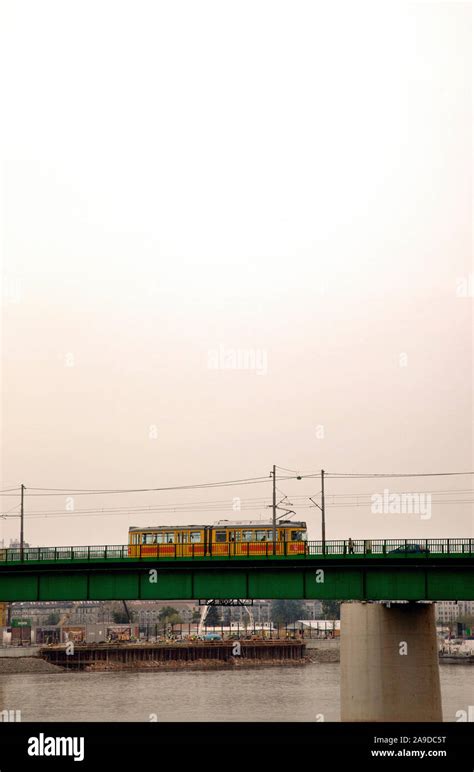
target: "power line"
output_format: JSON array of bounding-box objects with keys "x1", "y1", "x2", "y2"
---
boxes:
[
  {"x1": 275, "y1": 465, "x2": 316, "y2": 474},
  {"x1": 22, "y1": 475, "x2": 294, "y2": 496},
  {"x1": 277, "y1": 467, "x2": 474, "y2": 479},
  {"x1": 3, "y1": 470, "x2": 474, "y2": 498},
  {"x1": 326, "y1": 472, "x2": 474, "y2": 478},
  {"x1": 6, "y1": 497, "x2": 473, "y2": 521},
  {"x1": 3, "y1": 486, "x2": 474, "y2": 517},
  {"x1": 0, "y1": 503, "x2": 21, "y2": 519},
  {"x1": 326, "y1": 499, "x2": 474, "y2": 506},
  {"x1": 3, "y1": 503, "x2": 269, "y2": 518},
  {"x1": 319, "y1": 488, "x2": 474, "y2": 498}
]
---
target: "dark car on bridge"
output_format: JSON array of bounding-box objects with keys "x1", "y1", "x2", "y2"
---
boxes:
[{"x1": 389, "y1": 543, "x2": 430, "y2": 555}]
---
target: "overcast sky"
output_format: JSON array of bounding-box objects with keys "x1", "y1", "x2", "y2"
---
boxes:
[{"x1": 1, "y1": 0, "x2": 472, "y2": 547}]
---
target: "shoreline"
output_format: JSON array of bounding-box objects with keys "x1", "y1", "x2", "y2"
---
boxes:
[
  {"x1": 1, "y1": 649, "x2": 470, "y2": 675},
  {"x1": 0, "y1": 655, "x2": 309, "y2": 675}
]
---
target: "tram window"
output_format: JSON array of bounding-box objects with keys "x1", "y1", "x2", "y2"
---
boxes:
[
  {"x1": 291, "y1": 531, "x2": 305, "y2": 541},
  {"x1": 131, "y1": 534, "x2": 139, "y2": 545},
  {"x1": 256, "y1": 531, "x2": 266, "y2": 541},
  {"x1": 181, "y1": 532, "x2": 188, "y2": 543},
  {"x1": 215, "y1": 531, "x2": 227, "y2": 543},
  {"x1": 234, "y1": 531, "x2": 241, "y2": 542},
  {"x1": 242, "y1": 530, "x2": 252, "y2": 541},
  {"x1": 165, "y1": 532, "x2": 174, "y2": 544},
  {"x1": 143, "y1": 534, "x2": 155, "y2": 545},
  {"x1": 190, "y1": 531, "x2": 201, "y2": 543},
  {"x1": 156, "y1": 533, "x2": 165, "y2": 544}
]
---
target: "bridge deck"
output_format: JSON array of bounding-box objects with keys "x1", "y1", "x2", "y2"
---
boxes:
[{"x1": 0, "y1": 539, "x2": 472, "y2": 602}]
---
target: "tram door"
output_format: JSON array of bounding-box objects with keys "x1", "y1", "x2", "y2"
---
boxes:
[
  {"x1": 278, "y1": 528, "x2": 286, "y2": 555},
  {"x1": 204, "y1": 525, "x2": 213, "y2": 556}
]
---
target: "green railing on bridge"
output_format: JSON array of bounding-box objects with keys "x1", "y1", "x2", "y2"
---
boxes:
[{"x1": 0, "y1": 538, "x2": 472, "y2": 564}]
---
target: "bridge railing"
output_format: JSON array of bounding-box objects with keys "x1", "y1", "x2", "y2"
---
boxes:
[
  {"x1": 308, "y1": 538, "x2": 473, "y2": 556},
  {"x1": 0, "y1": 545, "x2": 130, "y2": 562},
  {"x1": 0, "y1": 538, "x2": 472, "y2": 562}
]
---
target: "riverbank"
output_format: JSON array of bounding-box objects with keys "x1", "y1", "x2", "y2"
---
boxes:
[
  {"x1": 38, "y1": 640, "x2": 307, "y2": 672},
  {"x1": 0, "y1": 657, "x2": 65, "y2": 674},
  {"x1": 2, "y1": 642, "x2": 472, "y2": 673},
  {"x1": 0, "y1": 653, "x2": 308, "y2": 675},
  {"x1": 0, "y1": 640, "x2": 328, "y2": 674},
  {"x1": 305, "y1": 648, "x2": 339, "y2": 663}
]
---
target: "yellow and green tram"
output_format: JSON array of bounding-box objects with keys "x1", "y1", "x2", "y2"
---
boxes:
[{"x1": 128, "y1": 519, "x2": 307, "y2": 558}]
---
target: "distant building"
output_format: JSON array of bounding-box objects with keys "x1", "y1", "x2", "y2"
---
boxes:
[
  {"x1": 436, "y1": 601, "x2": 474, "y2": 624},
  {"x1": 303, "y1": 600, "x2": 323, "y2": 619},
  {"x1": 287, "y1": 619, "x2": 340, "y2": 637},
  {"x1": 9, "y1": 538, "x2": 30, "y2": 548}
]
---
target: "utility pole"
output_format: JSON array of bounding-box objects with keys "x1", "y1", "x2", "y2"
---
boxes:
[
  {"x1": 309, "y1": 469, "x2": 326, "y2": 554},
  {"x1": 271, "y1": 464, "x2": 277, "y2": 546},
  {"x1": 20, "y1": 484, "x2": 25, "y2": 560},
  {"x1": 321, "y1": 469, "x2": 326, "y2": 552}
]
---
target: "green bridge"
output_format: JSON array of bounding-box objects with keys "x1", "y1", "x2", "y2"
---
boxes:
[{"x1": 0, "y1": 539, "x2": 472, "y2": 601}]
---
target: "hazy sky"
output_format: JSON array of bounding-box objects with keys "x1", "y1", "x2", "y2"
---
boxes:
[{"x1": 1, "y1": 1, "x2": 472, "y2": 547}]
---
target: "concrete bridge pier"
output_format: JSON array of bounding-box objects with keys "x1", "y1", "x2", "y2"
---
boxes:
[{"x1": 340, "y1": 601, "x2": 442, "y2": 721}]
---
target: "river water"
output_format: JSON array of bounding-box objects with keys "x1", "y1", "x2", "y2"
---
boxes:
[{"x1": 0, "y1": 665, "x2": 471, "y2": 722}]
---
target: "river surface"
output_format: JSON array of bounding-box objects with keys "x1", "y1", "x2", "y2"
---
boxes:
[{"x1": 0, "y1": 665, "x2": 471, "y2": 722}]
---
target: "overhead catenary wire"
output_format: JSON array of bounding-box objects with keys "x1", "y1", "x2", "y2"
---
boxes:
[
  {"x1": 325, "y1": 472, "x2": 474, "y2": 478},
  {"x1": 18, "y1": 487, "x2": 474, "y2": 509},
  {"x1": 2, "y1": 469, "x2": 474, "y2": 525},
  {"x1": 2, "y1": 487, "x2": 474, "y2": 518},
  {"x1": 20, "y1": 475, "x2": 296, "y2": 496},
  {"x1": 4, "y1": 497, "x2": 474, "y2": 520},
  {"x1": 3, "y1": 469, "x2": 474, "y2": 498},
  {"x1": 277, "y1": 467, "x2": 474, "y2": 479},
  {"x1": 0, "y1": 503, "x2": 21, "y2": 519}
]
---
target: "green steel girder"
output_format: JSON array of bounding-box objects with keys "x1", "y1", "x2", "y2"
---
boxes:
[{"x1": 0, "y1": 556, "x2": 472, "y2": 601}]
